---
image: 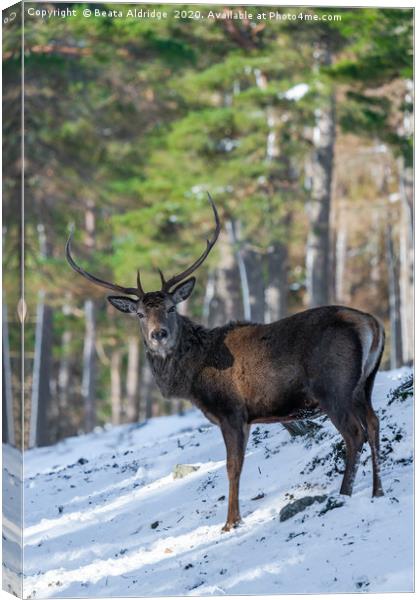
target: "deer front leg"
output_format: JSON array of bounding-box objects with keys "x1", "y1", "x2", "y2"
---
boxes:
[{"x1": 220, "y1": 418, "x2": 250, "y2": 532}]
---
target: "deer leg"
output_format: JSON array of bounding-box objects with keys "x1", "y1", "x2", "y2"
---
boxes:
[
  {"x1": 366, "y1": 405, "x2": 384, "y2": 497},
  {"x1": 339, "y1": 414, "x2": 366, "y2": 496},
  {"x1": 220, "y1": 419, "x2": 249, "y2": 532},
  {"x1": 328, "y1": 405, "x2": 366, "y2": 497},
  {"x1": 364, "y1": 369, "x2": 384, "y2": 498}
]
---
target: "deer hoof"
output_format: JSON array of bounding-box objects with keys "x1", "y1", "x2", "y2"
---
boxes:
[{"x1": 221, "y1": 518, "x2": 242, "y2": 533}]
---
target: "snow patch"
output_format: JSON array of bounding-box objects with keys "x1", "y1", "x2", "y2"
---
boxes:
[
  {"x1": 280, "y1": 83, "x2": 309, "y2": 101},
  {"x1": 2, "y1": 369, "x2": 413, "y2": 597}
]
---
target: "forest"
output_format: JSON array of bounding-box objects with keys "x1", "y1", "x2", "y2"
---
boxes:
[{"x1": 2, "y1": 4, "x2": 413, "y2": 448}]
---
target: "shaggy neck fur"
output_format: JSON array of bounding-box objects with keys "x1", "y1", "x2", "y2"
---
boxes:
[{"x1": 144, "y1": 315, "x2": 213, "y2": 399}]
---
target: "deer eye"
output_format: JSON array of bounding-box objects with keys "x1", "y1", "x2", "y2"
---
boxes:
[
  {"x1": 168, "y1": 306, "x2": 176, "y2": 313},
  {"x1": 137, "y1": 312, "x2": 145, "y2": 319}
]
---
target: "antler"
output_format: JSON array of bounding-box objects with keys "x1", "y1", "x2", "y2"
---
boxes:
[
  {"x1": 160, "y1": 193, "x2": 221, "y2": 292},
  {"x1": 66, "y1": 194, "x2": 220, "y2": 297},
  {"x1": 65, "y1": 230, "x2": 143, "y2": 297}
]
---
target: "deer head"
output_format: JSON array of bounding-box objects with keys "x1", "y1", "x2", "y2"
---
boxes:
[{"x1": 66, "y1": 194, "x2": 220, "y2": 356}]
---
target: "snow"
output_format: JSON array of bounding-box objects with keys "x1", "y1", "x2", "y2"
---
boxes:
[
  {"x1": 280, "y1": 83, "x2": 309, "y2": 102},
  {"x1": 2, "y1": 369, "x2": 413, "y2": 597}
]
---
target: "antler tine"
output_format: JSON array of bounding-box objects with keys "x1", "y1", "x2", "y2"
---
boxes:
[
  {"x1": 65, "y1": 230, "x2": 141, "y2": 297},
  {"x1": 162, "y1": 193, "x2": 221, "y2": 292},
  {"x1": 158, "y1": 269, "x2": 166, "y2": 290},
  {"x1": 137, "y1": 270, "x2": 145, "y2": 296}
]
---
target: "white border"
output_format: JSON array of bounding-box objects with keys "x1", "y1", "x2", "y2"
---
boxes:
[{"x1": 0, "y1": 2, "x2": 416, "y2": 600}]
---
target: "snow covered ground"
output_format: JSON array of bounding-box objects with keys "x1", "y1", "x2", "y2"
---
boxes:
[{"x1": 3, "y1": 368, "x2": 414, "y2": 597}]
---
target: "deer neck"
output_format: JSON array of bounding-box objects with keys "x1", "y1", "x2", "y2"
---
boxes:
[{"x1": 145, "y1": 315, "x2": 210, "y2": 399}]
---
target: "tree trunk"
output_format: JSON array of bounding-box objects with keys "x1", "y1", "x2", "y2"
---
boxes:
[
  {"x1": 255, "y1": 66, "x2": 303, "y2": 435},
  {"x1": 126, "y1": 336, "x2": 140, "y2": 422},
  {"x1": 29, "y1": 224, "x2": 53, "y2": 448},
  {"x1": 254, "y1": 67, "x2": 290, "y2": 322},
  {"x1": 138, "y1": 344, "x2": 160, "y2": 420},
  {"x1": 226, "y1": 218, "x2": 251, "y2": 321},
  {"x1": 265, "y1": 242, "x2": 289, "y2": 322},
  {"x1": 207, "y1": 227, "x2": 243, "y2": 327},
  {"x1": 140, "y1": 358, "x2": 155, "y2": 420},
  {"x1": 2, "y1": 302, "x2": 15, "y2": 445},
  {"x1": 110, "y1": 348, "x2": 122, "y2": 425},
  {"x1": 57, "y1": 328, "x2": 72, "y2": 439},
  {"x1": 398, "y1": 154, "x2": 413, "y2": 365},
  {"x1": 306, "y1": 42, "x2": 336, "y2": 307},
  {"x1": 81, "y1": 201, "x2": 97, "y2": 432},
  {"x1": 82, "y1": 299, "x2": 96, "y2": 432},
  {"x1": 335, "y1": 202, "x2": 349, "y2": 304},
  {"x1": 29, "y1": 294, "x2": 53, "y2": 447},
  {"x1": 202, "y1": 271, "x2": 215, "y2": 326},
  {"x1": 386, "y1": 223, "x2": 403, "y2": 369},
  {"x1": 397, "y1": 78, "x2": 413, "y2": 364},
  {"x1": 369, "y1": 208, "x2": 383, "y2": 302},
  {"x1": 243, "y1": 248, "x2": 265, "y2": 322}
]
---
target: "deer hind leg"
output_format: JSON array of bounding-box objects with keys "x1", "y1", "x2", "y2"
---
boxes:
[
  {"x1": 365, "y1": 404, "x2": 384, "y2": 497},
  {"x1": 220, "y1": 419, "x2": 250, "y2": 532},
  {"x1": 364, "y1": 369, "x2": 384, "y2": 497},
  {"x1": 339, "y1": 418, "x2": 366, "y2": 496},
  {"x1": 329, "y1": 407, "x2": 367, "y2": 497}
]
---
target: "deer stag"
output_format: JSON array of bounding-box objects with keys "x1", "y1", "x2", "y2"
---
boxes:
[{"x1": 66, "y1": 195, "x2": 385, "y2": 531}]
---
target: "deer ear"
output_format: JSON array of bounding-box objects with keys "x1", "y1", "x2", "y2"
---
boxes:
[
  {"x1": 171, "y1": 277, "x2": 196, "y2": 304},
  {"x1": 108, "y1": 296, "x2": 138, "y2": 314}
]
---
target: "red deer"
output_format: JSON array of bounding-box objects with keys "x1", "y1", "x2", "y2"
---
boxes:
[{"x1": 66, "y1": 195, "x2": 385, "y2": 531}]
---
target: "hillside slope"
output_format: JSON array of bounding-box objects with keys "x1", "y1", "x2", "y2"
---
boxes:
[{"x1": 4, "y1": 369, "x2": 414, "y2": 597}]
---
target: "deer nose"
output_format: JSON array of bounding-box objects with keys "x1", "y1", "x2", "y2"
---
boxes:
[{"x1": 151, "y1": 328, "x2": 168, "y2": 341}]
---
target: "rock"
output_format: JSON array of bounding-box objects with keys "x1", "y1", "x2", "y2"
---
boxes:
[
  {"x1": 173, "y1": 464, "x2": 200, "y2": 479},
  {"x1": 251, "y1": 492, "x2": 265, "y2": 501},
  {"x1": 318, "y1": 496, "x2": 345, "y2": 515},
  {"x1": 387, "y1": 374, "x2": 413, "y2": 405},
  {"x1": 150, "y1": 521, "x2": 160, "y2": 529},
  {"x1": 279, "y1": 495, "x2": 327, "y2": 522},
  {"x1": 77, "y1": 457, "x2": 89, "y2": 465}
]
